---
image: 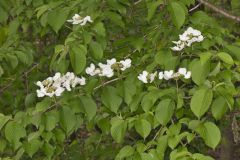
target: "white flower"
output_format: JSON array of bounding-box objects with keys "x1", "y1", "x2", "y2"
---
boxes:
[
  {"x1": 71, "y1": 77, "x2": 86, "y2": 87},
  {"x1": 138, "y1": 71, "x2": 148, "y2": 83},
  {"x1": 158, "y1": 71, "x2": 164, "y2": 80},
  {"x1": 53, "y1": 72, "x2": 61, "y2": 81},
  {"x1": 86, "y1": 63, "x2": 99, "y2": 76},
  {"x1": 172, "y1": 27, "x2": 204, "y2": 51},
  {"x1": 55, "y1": 87, "x2": 65, "y2": 96},
  {"x1": 107, "y1": 58, "x2": 117, "y2": 66},
  {"x1": 138, "y1": 71, "x2": 156, "y2": 83},
  {"x1": 80, "y1": 16, "x2": 93, "y2": 26},
  {"x1": 36, "y1": 72, "x2": 86, "y2": 97},
  {"x1": 178, "y1": 68, "x2": 187, "y2": 75},
  {"x1": 149, "y1": 72, "x2": 157, "y2": 83},
  {"x1": 36, "y1": 89, "x2": 45, "y2": 97},
  {"x1": 98, "y1": 63, "x2": 114, "y2": 78},
  {"x1": 120, "y1": 59, "x2": 131, "y2": 71},
  {"x1": 163, "y1": 70, "x2": 174, "y2": 80},
  {"x1": 184, "y1": 71, "x2": 191, "y2": 79},
  {"x1": 171, "y1": 41, "x2": 185, "y2": 51},
  {"x1": 67, "y1": 14, "x2": 93, "y2": 26},
  {"x1": 178, "y1": 68, "x2": 191, "y2": 79}
]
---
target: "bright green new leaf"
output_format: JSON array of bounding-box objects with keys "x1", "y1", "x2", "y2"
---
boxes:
[{"x1": 190, "y1": 88, "x2": 213, "y2": 118}]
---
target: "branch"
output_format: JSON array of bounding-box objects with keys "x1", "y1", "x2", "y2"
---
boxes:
[
  {"x1": 93, "y1": 77, "x2": 125, "y2": 91},
  {"x1": 189, "y1": 3, "x2": 202, "y2": 12},
  {"x1": 197, "y1": 0, "x2": 240, "y2": 22}
]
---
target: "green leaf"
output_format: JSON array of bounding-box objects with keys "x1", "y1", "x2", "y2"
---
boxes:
[
  {"x1": 0, "y1": 65, "x2": 3, "y2": 77},
  {"x1": 168, "y1": 2, "x2": 186, "y2": 28},
  {"x1": 217, "y1": 52, "x2": 234, "y2": 65},
  {"x1": 211, "y1": 96, "x2": 228, "y2": 120},
  {"x1": 191, "y1": 60, "x2": 210, "y2": 85},
  {"x1": 190, "y1": 88, "x2": 213, "y2": 118},
  {"x1": 69, "y1": 44, "x2": 87, "y2": 74},
  {"x1": 106, "y1": 0, "x2": 126, "y2": 15},
  {"x1": 59, "y1": 107, "x2": 76, "y2": 135},
  {"x1": 47, "y1": 8, "x2": 69, "y2": 33},
  {"x1": 24, "y1": 139, "x2": 43, "y2": 157},
  {"x1": 89, "y1": 41, "x2": 103, "y2": 60},
  {"x1": 130, "y1": 92, "x2": 146, "y2": 112},
  {"x1": 5, "y1": 54, "x2": 18, "y2": 69},
  {"x1": 0, "y1": 139, "x2": 7, "y2": 153},
  {"x1": 135, "y1": 119, "x2": 151, "y2": 139},
  {"x1": 43, "y1": 143, "x2": 55, "y2": 158},
  {"x1": 226, "y1": 45, "x2": 240, "y2": 61},
  {"x1": 5, "y1": 121, "x2": 26, "y2": 150},
  {"x1": 199, "y1": 52, "x2": 212, "y2": 65},
  {"x1": 0, "y1": 113, "x2": 11, "y2": 130},
  {"x1": 195, "y1": 122, "x2": 221, "y2": 149},
  {"x1": 44, "y1": 110, "x2": 59, "y2": 131},
  {"x1": 104, "y1": 11, "x2": 125, "y2": 28},
  {"x1": 141, "y1": 89, "x2": 160, "y2": 112},
  {"x1": 35, "y1": 98, "x2": 52, "y2": 113},
  {"x1": 156, "y1": 135, "x2": 168, "y2": 159},
  {"x1": 111, "y1": 117, "x2": 127, "y2": 143},
  {"x1": 92, "y1": 22, "x2": 106, "y2": 37},
  {"x1": 101, "y1": 86, "x2": 122, "y2": 113},
  {"x1": 192, "y1": 153, "x2": 214, "y2": 160},
  {"x1": 123, "y1": 80, "x2": 137, "y2": 105},
  {"x1": 140, "y1": 152, "x2": 159, "y2": 160},
  {"x1": 116, "y1": 145, "x2": 134, "y2": 159},
  {"x1": 147, "y1": 0, "x2": 163, "y2": 22},
  {"x1": 155, "y1": 99, "x2": 175, "y2": 125},
  {"x1": 80, "y1": 96, "x2": 97, "y2": 120},
  {"x1": 97, "y1": 118, "x2": 111, "y2": 134}
]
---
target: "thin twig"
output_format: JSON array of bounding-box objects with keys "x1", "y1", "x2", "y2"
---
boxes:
[
  {"x1": 189, "y1": 3, "x2": 202, "y2": 12},
  {"x1": 93, "y1": 77, "x2": 125, "y2": 91},
  {"x1": 197, "y1": 0, "x2": 240, "y2": 22}
]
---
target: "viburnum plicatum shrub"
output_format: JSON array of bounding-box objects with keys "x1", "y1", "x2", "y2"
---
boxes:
[{"x1": 0, "y1": 0, "x2": 240, "y2": 159}]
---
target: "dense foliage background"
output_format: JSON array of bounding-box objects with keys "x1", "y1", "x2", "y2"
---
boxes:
[{"x1": 0, "y1": 0, "x2": 240, "y2": 159}]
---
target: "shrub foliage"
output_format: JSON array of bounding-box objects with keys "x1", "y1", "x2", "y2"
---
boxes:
[{"x1": 0, "y1": 0, "x2": 240, "y2": 159}]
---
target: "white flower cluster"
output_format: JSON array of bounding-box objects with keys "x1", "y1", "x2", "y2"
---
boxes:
[
  {"x1": 36, "y1": 72, "x2": 86, "y2": 97},
  {"x1": 138, "y1": 68, "x2": 191, "y2": 83},
  {"x1": 171, "y1": 27, "x2": 204, "y2": 51},
  {"x1": 67, "y1": 14, "x2": 93, "y2": 25},
  {"x1": 86, "y1": 58, "x2": 131, "y2": 78}
]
